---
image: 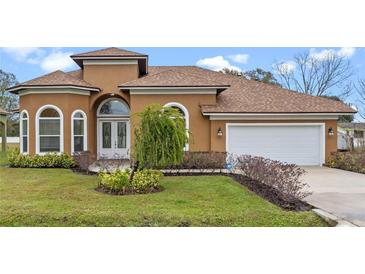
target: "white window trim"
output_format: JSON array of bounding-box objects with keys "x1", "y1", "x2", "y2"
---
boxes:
[
  {"x1": 35, "y1": 104, "x2": 64, "y2": 155},
  {"x1": 71, "y1": 109, "x2": 88, "y2": 154},
  {"x1": 20, "y1": 110, "x2": 29, "y2": 154},
  {"x1": 164, "y1": 102, "x2": 190, "y2": 151},
  {"x1": 225, "y1": 123, "x2": 326, "y2": 166},
  {"x1": 96, "y1": 97, "x2": 130, "y2": 118}
]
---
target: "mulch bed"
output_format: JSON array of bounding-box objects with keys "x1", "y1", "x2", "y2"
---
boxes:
[
  {"x1": 95, "y1": 185, "x2": 163, "y2": 196},
  {"x1": 229, "y1": 174, "x2": 312, "y2": 211},
  {"x1": 163, "y1": 171, "x2": 311, "y2": 211}
]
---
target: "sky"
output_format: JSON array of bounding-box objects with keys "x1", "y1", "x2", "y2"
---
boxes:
[{"x1": 1, "y1": 47, "x2": 364, "y2": 119}]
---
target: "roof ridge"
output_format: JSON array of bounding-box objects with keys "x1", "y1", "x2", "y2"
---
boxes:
[{"x1": 71, "y1": 47, "x2": 145, "y2": 57}]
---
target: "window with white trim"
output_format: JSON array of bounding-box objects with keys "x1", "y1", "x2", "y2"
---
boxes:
[
  {"x1": 20, "y1": 111, "x2": 29, "y2": 154},
  {"x1": 38, "y1": 107, "x2": 62, "y2": 153},
  {"x1": 72, "y1": 110, "x2": 87, "y2": 153}
]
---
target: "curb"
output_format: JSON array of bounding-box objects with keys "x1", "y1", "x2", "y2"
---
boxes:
[{"x1": 312, "y1": 208, "x2": 358, "y2": 227}]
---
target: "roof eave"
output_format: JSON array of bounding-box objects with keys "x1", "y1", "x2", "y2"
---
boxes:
[{"x1": 7, "y1": 85, "x2": 101, "y2": 94}]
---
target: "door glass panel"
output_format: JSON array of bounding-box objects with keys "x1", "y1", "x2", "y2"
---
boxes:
[
  {"x1": 117, "y1": 122, "x2": 126, "y2": 148},
  {"x1": 102, "y1": 122, "x2": 111, "y2": 149}
]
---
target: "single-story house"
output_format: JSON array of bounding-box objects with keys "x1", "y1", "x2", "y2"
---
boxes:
[
  {"x1": 7, "y1": 47, "x2": 356, "y2": 166},
  {"x1": 338, "y1": 122, "x2": 365, "y2": 150}
]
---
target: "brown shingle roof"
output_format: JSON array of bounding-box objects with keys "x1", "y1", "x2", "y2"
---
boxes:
[
  {"x1": 67, "y1": 69, "x2": 82, "y2": 79},
  {"x1": 71, "y1": 47, "x2": 147, "y2": 58},
  {"x1": 7, "y1": 70, "x2": 100, "y2": 93},
  {"x1": 149, "y1": 66, "x2": 355, "y2": 114},
  {"x1": 119, "y1": 69, "x2": 230, "y2": 88}
]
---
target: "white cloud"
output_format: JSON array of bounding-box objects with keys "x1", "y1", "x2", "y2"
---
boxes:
[
  {"x1": 228, "y1": 53, "x2": 249, "y2": 64},
  {"x1": 196, "y1": 56, "x2": 241, "y2": 71},
  {"x1": 274, "y1": 61, "x2": 296, "y2": 74},
  {"x1": 40, "y1": 51, "x2": 75, "y2": 72},
  {"x1": 337, "y1": 47, "x2": 356, "y2": 58},
  {"x1": 3, "y1": 47, "x2": 76, "y2": 72},
  {"x1": 3, "y1": 47, "x2": 44, "y2": 62},
  {"x1": 309, "y1": 47, "x2": 356, "y2": 61}
]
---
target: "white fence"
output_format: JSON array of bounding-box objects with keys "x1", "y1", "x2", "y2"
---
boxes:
[{"x1": 0, "y1": 137, "x2": 20, "y2": 143}]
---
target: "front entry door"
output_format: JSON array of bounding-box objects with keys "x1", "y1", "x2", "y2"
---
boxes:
[{"x1": 99, "y1": 120, "x2": 130, "y2": 159}]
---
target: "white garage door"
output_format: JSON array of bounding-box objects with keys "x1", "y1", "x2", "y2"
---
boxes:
[{"x1": 227, "y1": 124, "x2": 324, "y2": 166}]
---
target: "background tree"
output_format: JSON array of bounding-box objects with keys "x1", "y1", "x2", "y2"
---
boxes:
[
  {"x1": 0, "y1": 70, "x2": 19, "y2": 137},
  {"x1": 0, "y1": 70, "x2": 18, "y2": 111},
  {"x1": 356, "y1": 79, "x2": 365, "y2": 119},
  {"x1": 273, "y1": 51, "x2": 353, "y2": 98},
  {"x1": 243, "y1": 68, "x2": 281, "y2": 86},
  {"x1": 132, "y1": 104, "x2": 188, "y2": 170},
  {"x1": 221, "y1": 67, "x2": 280, "y2": 86},
  {"x1": 221, "y1": 68, "x2": 242, "y2": 76}
]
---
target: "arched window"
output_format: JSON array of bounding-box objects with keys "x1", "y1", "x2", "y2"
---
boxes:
[
  {"x1": 20, "y1": 110, "x2": 29, "y2": 154},
  {"x1": 71, "y1": 110, "x2": 87, "y2": 153},
  {"x1": 164, "y1": 102, "x2": 189, "y2": 151},
  {"x1": 97, "y1": 98, "x2": 130, "y2": 117},
  {"x1": 36, "y1": 105, "x2": 63, "y2": 154}
]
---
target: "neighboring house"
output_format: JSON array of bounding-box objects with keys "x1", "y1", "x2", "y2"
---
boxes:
[
  {"x1": 7, "y1": 48, "x2": 356, "y2": 166},
  {"x1": 338, "y1": 123, "x2": 365, "y2": 150}
]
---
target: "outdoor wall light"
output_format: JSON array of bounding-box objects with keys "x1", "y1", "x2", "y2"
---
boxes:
[
  {"x1": 328, "y1": 127, "x2": 334, "y2": 136},
  {"x1": 217, "y1": 127, "x2": 223, "y2": 136}
]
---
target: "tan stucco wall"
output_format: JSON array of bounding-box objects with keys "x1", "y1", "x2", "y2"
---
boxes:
[
  {"x1": 19, "y1": 93, "x2": 90, "y2": 156},
  {"x1": 84, "y1": 64, "x2": 139, "y2": 107},
  {"x1": 129, "y1": 93, "x2": 216, "y2": 151},
  {"x1": 210, "y1": 119, "x2": 337, "y2": 162}
]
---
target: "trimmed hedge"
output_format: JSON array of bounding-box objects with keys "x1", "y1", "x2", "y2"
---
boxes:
[
  {"x1": 166, "y1": 151, "x2": 227, "y2": 169},
  {"x1": 8, "y1": 149, "x2": 76, "y2": 168}
]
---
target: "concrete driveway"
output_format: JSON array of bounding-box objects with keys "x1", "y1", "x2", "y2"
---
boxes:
[{"x1": 302, "y1": 167, "x2": 365, "y2": 226}]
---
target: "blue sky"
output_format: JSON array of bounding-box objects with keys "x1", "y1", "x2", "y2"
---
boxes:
[{"x1": 1, "y1": 47, "x2": 364, "y2": 118}]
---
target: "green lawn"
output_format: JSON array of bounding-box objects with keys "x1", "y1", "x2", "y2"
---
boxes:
[{"x1": 0, "y1": 163, "x2": 327, "y2": 226}]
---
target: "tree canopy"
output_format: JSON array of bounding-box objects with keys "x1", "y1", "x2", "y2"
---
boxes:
[
  {"x1": 221, "y1": 67, "x2": 280, "y2": 86},
  {"x1": 133, "y1": 104, "x2": 188, "y2": 169}
]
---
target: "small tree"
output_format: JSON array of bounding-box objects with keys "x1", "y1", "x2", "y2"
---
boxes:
[{"x1": 132, "y1": 104, "x2": 188, "y2": 171}]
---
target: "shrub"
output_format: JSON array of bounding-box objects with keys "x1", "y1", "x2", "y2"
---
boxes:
[
  {"x1": 97, "y1": 168, "x2": 163, "y2": 195},
  {"x1": 98, "y1": 169, "x2": 131, "y2": 191},
  {"x1": 327, "y1": 152, "x2": 365, "y2": 174},
  {"x1": 234, "y1": 155, "x2": 309, "y2": 202},
  {"x1": 131, "y1": 169, "x2": 163, "y2": 193},
  {"x1": 166, "y1": 151, "x2": 227, "y2": 170},
  {"x1": 8, "y1": 148, "x2": 76, "y2": 168},
  {"x1": 73, "y1": 151, "x2": 92, "y2": 172}
]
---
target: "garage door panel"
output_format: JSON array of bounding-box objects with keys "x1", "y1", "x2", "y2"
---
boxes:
[{"x1": 227, "y1": 125, "x2": 322, "y2": 166}]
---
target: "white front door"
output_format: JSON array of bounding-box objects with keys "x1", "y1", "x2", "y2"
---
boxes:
[{"x1": 98, "y1": 120, "x2": 130, "y2": 159}]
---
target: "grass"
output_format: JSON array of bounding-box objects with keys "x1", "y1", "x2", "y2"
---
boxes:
[{"x1": 0, "y1": 164, "x2": 327, "y2": 226}]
